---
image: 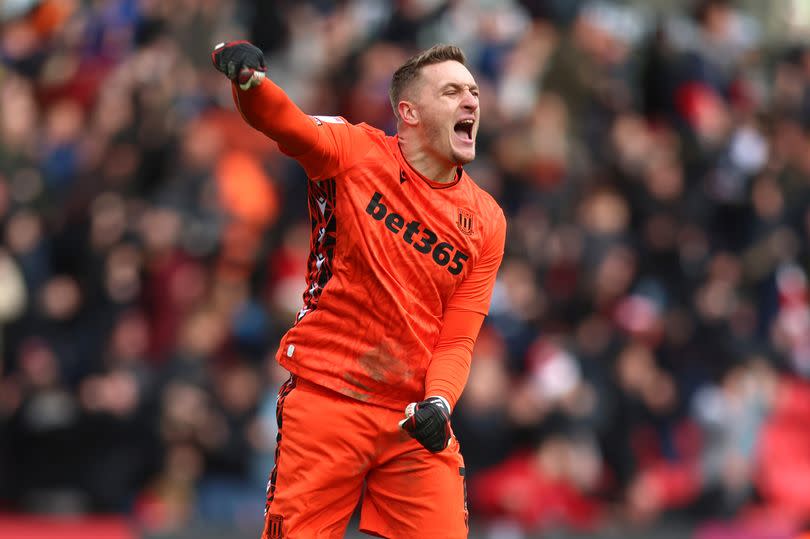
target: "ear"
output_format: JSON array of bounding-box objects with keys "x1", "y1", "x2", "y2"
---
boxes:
[{"x1": 398, "y1": 101, "x2": 419, "y2": 127}]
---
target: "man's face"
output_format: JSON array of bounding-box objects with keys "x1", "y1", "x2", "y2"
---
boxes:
[{"x1": 412, "y1": 61, "x2": 480, "y2": 166}]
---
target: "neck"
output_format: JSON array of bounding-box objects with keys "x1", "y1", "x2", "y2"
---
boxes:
[{"x1": 398, "y1": 131, "x2": 458, "y2": 184}]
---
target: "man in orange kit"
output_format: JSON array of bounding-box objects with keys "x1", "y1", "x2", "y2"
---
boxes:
[{"x1": 213, "y1": 40, "x2": 506, "y2": 538}]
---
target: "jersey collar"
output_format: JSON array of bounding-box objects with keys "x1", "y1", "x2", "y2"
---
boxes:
[{"x1": 390, "y1": 136, "x2": 463, "y2": 189}]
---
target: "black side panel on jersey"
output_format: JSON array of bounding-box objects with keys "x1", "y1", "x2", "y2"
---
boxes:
[{"x1": 296, "y1": 178, "x2": 337, "y2": 323}]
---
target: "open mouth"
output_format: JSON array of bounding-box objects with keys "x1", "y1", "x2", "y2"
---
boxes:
[{"x1": 454, "y1": 119, "x2": 474, "y2": 142}]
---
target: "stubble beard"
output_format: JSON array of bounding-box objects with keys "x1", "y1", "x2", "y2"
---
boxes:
[
  {"x1": 452, "y1": 146, "x2": 475, "y2": 166},
  {"x1": 418, "y1": 114, "x2": 476, "y2": 170},
  {"x1": 424, "y1": 121, "x2": 475, "y2": 167}
]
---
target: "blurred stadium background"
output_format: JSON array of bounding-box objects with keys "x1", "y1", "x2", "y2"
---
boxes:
[{"x1": 3, "y1": 1, "x2": 810, "y2": 538}]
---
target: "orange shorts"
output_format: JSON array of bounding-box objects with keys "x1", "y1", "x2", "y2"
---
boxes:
[{"x1": 261, "y1": 375, "x2": 468, "y2": 539}]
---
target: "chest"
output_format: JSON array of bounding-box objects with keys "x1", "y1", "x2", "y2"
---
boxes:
[{"x1": 336, "y1": 158, "x2": 483, "y2": 288}]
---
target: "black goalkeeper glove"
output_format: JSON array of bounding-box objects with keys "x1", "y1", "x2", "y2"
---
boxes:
[
  {"x1": 211, "y1": 40, "x2": 267, "y2": 90},
  {"x1": 399, "y1": 396, "x2": 452, "y2": 453}
]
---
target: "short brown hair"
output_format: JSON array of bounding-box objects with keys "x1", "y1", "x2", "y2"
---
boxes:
[{"x1": 389, "y1": 44, "x2": 467, "y2": 120}]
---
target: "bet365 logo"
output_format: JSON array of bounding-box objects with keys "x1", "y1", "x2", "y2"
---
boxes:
[{"x1": 366, "y1": 192, "x2": 469, "y2": 275}]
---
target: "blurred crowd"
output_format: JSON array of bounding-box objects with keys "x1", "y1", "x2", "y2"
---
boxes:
[{"x1": 2, "y1": 0, "x2": 810, "y2": 538}]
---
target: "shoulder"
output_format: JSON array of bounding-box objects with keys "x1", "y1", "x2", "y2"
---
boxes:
[
  {"x1": 355, "y1": 123, "x2": 395, "y2": 154},
  {"x1": 450, "y1": 171, "x2": 505, "y2": 249},
  {"x1": 462, "y1": 172, "x2": 506, "y2": 227},
  {"x1": 355, "y1": 122, "x2": 388, "y2": 139},
  {"x1": 308, "y1": 116, "x2": 385, "y2": 137},
  {"x1": 313, "y1": 117, "x2": 387, "y2": 141}
]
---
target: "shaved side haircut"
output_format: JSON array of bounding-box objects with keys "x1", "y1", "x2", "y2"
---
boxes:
[{"x1": 389, "y1": 45, "x2": 467, "y2": 120}]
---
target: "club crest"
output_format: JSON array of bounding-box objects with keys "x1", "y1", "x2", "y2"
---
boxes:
[{"x1": 457, "y1": 208, "x2": 474, "y2": 236}]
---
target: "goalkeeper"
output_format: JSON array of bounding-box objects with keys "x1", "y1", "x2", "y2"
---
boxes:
[{"x1": 213, "y1": 40, "x2": 505, "y2": 539}]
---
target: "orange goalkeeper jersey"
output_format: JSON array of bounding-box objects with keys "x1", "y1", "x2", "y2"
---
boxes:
[{"x1": 237, "y1": 95, "x2": 505, "y2": 411}]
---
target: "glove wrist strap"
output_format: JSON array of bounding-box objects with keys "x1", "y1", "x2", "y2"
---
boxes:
[{"x1": 426, "y1": 395, "x2": 451, "y2": 414}]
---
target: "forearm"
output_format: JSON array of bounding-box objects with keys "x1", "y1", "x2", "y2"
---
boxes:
[
  {"x1": 424, "y1": 308, "x2": 485, "y2": 409},
  {"x1": 231, "y1": 79, "x2": 319, "y2": 156}
]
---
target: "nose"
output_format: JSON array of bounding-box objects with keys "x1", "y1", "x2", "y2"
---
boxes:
[{"x1": 461, "y1": 89, "x2": 478, "y2": 112}]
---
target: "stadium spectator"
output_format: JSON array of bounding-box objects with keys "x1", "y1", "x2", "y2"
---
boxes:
[{"x1": 3, "y1": 1, "x2": 810, "y2": 537}]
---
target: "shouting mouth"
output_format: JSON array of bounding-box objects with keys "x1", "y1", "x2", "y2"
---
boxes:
[{"x1": 454, "y1": 119, "x2": 475, "y2": 144}]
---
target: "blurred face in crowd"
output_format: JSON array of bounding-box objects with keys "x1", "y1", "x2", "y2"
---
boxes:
[{"x1": 405, "y1": 60, "x2": 480, "y2": 167}]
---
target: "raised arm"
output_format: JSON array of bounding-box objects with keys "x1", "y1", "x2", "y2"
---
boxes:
[
  {"x1": 212, "y1": 41, "x2": 318, "y2": 157},
  {"x1": 212, "y1": 41, "x2": 373, "y2": 180}
]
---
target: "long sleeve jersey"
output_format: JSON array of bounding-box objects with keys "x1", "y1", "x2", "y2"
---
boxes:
[{"x1": 233, "y1": 79, "x2": 506, "y2": 411}]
